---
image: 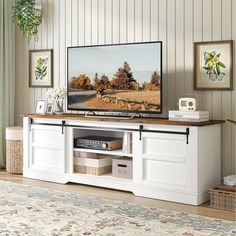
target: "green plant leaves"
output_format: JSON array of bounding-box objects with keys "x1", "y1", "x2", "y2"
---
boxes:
[
  {"x1": 203, "y1": 66, "x2": 210, "y2": 70},
  {"x1": 216, "y1": 64, "x2": 221, "y2": 75},
  {"x1": 12, "y1": 0, "x2": 42, "y2": 41},
  {"x1": 227, "y1": 119, "x2": 236, "y2": 125},
  {"x1": 213, "y1": 69, "x2": 217, "y2": 76},
  {"x1": 205, "y1": 58, "x2": 211, "y2": 65},
  {"x1": 202, "y1": 50, "x2": 226, "y2": 81},
  {"x1": 209, "y1": 52, "x2": 215, "y2": 58},
  {"x1": 218, "y1": 61, "x2": 225, "y2": 68},
  {"x1": 35, "y1": 57, "x2": 48, "y2": 80}
]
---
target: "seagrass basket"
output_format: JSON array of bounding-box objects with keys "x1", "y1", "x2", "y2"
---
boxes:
[
  {"x1": 210, "y1": 185, "x2": 236, "y2": 211},
  {"x1": 6, "y1": 127, "x2": 23, "y2": 174}
]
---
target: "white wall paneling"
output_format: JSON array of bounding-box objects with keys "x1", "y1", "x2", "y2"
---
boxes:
[
  {"x1": 221, "y1": 0, "x2": 233, "y2": 177},
  {"x1": 15, "y1": 0, "x2": 236, "y2": 175},
  {"x1": 202, "y1": 0, "x2": 212, "y2": 113}
]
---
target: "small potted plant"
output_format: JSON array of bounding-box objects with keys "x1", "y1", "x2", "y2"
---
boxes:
[
  {"x1": 12, "y1": 0, "x2": 42, "y2": 41},
  {"x1": 46, "y1": 88, "x2": 66, "y2": 114}
]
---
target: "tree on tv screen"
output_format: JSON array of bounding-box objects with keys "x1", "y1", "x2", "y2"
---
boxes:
[
  {"x1": 151, "y1": 71, "x2": 160, "y2": 87},
  {"x1": 110, "y1": 61, "x2": 139, "y2": 90},
  {"x1": 93, "y1": 73, "x2": 110, "y2": 90},
  {"x1": 70, "y1": 74, "x2": 92, "y2": 90}
]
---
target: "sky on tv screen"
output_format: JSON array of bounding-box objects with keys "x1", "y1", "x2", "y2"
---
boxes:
[{"x1": 68, "y1": 42, "x2": 161, "y2": 83}]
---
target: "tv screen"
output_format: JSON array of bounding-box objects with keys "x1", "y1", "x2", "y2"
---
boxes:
[{"x1": 67, "y1": 41, "x2": 162, "y2": 115}]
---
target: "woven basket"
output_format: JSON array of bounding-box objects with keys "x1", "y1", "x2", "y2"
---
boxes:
[
  {"x1": 74, "y1": 165, "x2": 112, "y2": 175},
  {"x1": 6, "y1": 127, "x2": 23, "y2": 174},
  {"x1": 210, "y1": 185, "x2": 236, "y2": 211}
]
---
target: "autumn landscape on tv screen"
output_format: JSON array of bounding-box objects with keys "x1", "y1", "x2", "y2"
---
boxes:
[{"x1": 67, "y1": 43, "x2": 162, "y2": 112}]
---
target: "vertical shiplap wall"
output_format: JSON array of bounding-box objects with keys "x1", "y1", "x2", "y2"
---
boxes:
[{"x1": 15, "y1": 0, "x2": 236, "y2": 176}]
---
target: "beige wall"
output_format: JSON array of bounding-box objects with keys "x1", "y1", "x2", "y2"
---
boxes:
[{"x1": 15, "y1": 0, "x2": 236, "y2": 176}]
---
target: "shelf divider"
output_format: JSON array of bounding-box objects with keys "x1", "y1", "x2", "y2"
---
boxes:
[{"x1": 73, "y1": 148, "x2": 133, "y2": 157}]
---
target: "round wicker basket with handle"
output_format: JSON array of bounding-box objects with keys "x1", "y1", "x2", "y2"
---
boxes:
[{"x1": 5, "y1": 127, "x2": 23, "y2": 174}]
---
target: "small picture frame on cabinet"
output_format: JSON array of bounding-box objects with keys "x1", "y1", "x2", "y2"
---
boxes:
[
  {"x1": 35, "y1": 99, "x2": 47, "y2": 114},
  {"x1": 46, "y1": 102, "x2": 54, "y2": 114}
]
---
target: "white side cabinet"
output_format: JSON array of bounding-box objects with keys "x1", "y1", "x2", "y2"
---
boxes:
[
  {"x1": 132, "y1": 124, "x2": 221, "y2": 204},
  {"x1": 23, "y1": 116, "x2": 222, "y2": 205},
  {"x1": 24, "y1": 119, "x2": 67, "y2": 183}
]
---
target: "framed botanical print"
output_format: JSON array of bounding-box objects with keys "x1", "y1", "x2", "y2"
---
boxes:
[
  {"x1": 29, "y1": 49, "x2": 53, "y2": 87},
  {"x1": 194, "y1": 41, "x2": 233, "y2": 90}
]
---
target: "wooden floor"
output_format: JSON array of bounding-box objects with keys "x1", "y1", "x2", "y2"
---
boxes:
[{"x1": 0, "y1": 171, "x2": 235, "y2": 221}]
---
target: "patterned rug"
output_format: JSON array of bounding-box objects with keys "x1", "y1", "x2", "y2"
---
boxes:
[{"x1": 0, "y1": 180, "x2": 235, "y2": 236}]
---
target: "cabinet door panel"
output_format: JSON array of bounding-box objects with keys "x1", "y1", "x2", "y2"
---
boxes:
[
  {"x1": 143, "y1": 159, "x2": 186, "y2": 190},
  {"x1": 143, "y1": 135, "x2": 186, "y2": 157},
  {"x1": 142, "y1": 132, "x2": 188, "y2": 190},
  {"x1": 29, "y1": 125, "x2": 65, "y2": 173},
  {"x1": 31, "y1": 147, "x2": 64, "y2": 172},
  {"x1": 32, "y1": 128, "x2": 61, "y2": 145}
]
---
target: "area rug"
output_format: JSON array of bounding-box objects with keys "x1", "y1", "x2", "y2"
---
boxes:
[{"x1": 0, "y1": 180, "x2": 235, "y2": 236}]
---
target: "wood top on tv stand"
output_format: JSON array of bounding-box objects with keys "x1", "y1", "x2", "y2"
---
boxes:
[{"x1": 27, "y1": 114, "x2": 225, "y2": 127}]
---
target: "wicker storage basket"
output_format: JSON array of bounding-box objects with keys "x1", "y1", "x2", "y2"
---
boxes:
[
  {"x1": 210, "y1": 185, "x2": 236, "y2": 211},
  {"x1": 74, "y1": 155, "x2": 112, "y2": 175},
  {"x1": 6, "y1": 127, "x2": 23, "y2": 174},
  {"x1": 74, "y1": 165, "x2": 112, "y2": 175}
]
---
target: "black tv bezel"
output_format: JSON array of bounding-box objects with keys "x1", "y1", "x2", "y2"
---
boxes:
[{"x1": 67, "y1": 41, "x2": 163, "y2": 115}]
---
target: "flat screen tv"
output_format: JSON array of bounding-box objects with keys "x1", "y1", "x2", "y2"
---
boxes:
[{"x1": 67, "y1": 41, "x2": 162, "y2": 115}]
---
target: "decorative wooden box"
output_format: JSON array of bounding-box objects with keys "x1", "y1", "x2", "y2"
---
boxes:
[
  {"x1": 74, "y1": 155, "x2": 112, "y2": 175},
  {"x1": 210, "y1": 185, "x2": 236, "y2": 211}
]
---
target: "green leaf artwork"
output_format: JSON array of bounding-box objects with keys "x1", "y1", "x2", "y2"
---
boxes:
[
  {"x1": 35, "y1": 57, "x2": 48, "y2": 80},
  {"x1": 202, "y1": 50, "x2": 226, "y2": 81}
]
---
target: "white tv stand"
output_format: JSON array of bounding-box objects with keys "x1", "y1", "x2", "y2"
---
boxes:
[{"x1": 23, "y1": 114, "x2": 223, "y2": 205}]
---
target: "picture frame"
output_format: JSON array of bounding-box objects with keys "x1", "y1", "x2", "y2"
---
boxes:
[
  {"x1": 35, "y1": 99, "x2": 47, "y2": 114},
  {"x1": 194, "y1": 40, "x2": 233, "y2": 90},
  {"x1": 29, "y1": 49, "x2": 53, "y2": 88},
  {"x1": 46, "y1": 102, "x2": 54, "y2": 114}
]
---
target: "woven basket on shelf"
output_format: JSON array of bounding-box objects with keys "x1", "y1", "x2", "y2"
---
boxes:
[{"x1": 6, "y1": 127, "x2": 23, "y2": 174}]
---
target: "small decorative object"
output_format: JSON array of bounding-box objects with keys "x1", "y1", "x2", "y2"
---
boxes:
[
  {"x1": 35, "y1": 99, "x2": 46, "y2": 114},
  {"x1": 46, "y1": 87, "x2": 66, "y2": 114},
  {"x1": 12, "y1": 0, "x2": 42, "y2": 41},
  {"x1": 29, "y1": 49, "x2": 53, "y2": 88},
  {"x1": 224, "y1": 175, "x2": 236, "y2": 186},
  {"x1": 178, "y1": 97, "x2": 197, "y2": 111},
  {"x1": 194, "y1": 40, "x2": 233, "y2": 90},
  {"x1": 46, "y1": 103, "x2": 53, "y2": 114}
]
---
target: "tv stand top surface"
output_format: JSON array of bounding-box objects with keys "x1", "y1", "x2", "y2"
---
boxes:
[{"x1": 26, "y1": 114, "x2": 224, "y2": 127}]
